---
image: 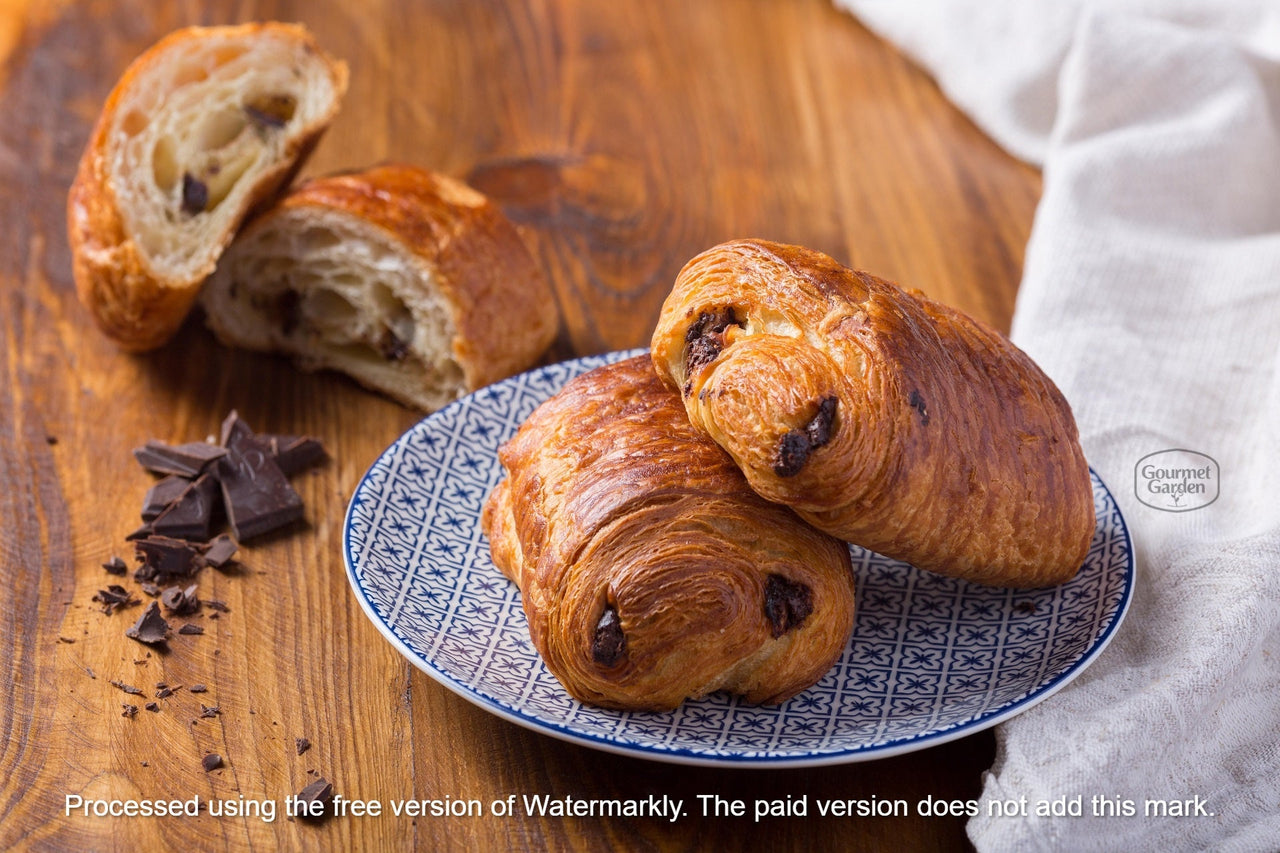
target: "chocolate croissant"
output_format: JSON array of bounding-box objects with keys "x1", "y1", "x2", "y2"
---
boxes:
[
  {"x1": 650, "y1": 240, "x2": 1094, "y2": 588},
  {"x1": 482, "y1": 356, "x2": 855, "y2": 712}
]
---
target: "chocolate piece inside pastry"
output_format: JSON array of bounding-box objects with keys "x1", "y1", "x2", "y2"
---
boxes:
[
  {"x1": 650, "y1": 239, "x2": 1095, "y2": 588},
  {"x1": 482, "y1": 356, "x2": 855, "y2": 712}
]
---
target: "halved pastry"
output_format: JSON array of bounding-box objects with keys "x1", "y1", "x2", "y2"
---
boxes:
[
  {"x1": 482, "y1": 355, "x2": 855, "y2": 712},
  {"x1": 200, "y1": 164, "x2": 560, "y2": 411},
  {"x1": 651, "y1": 239, "x2": 1095, "y2": 588},
  {"x1": 68, "y1": 22, "x2": 348, "y2": 350}
]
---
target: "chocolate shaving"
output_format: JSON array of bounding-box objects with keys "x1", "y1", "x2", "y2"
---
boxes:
[
  {"x1": 125, "y1": 601, "x2": 170, "y2": 645},
  {"x1": 217, "y1": 411, "x2": 304, "y2": 540},
  {"x1": 202, "y1": 753, "x2": 224, "y2": 772},
  {"x1": 199, "y1": 704, "x2": 221, "y2": 719},
  {"x1": 133, "y1": 440, "x2": 225, "y2": 477},
  {"x1": 772, "y1": 395, "x2": 839, "y2": 477},
  {"x1": 763, "y1": 574, "x2": 814, "y2": 638},
  {"x1": 205, "y1": 599, "x2": 230, "y2": 613},
  {"x1": 591, "y1": 606, "x2": 626, "y2": 667},
  {"x1": 181, "y1": 173, "x2": 208, "y2": 215},
  {"x1": 178, "y1": 623, "x2": 204, "y2": 636},
  {"x1": 94, "y1": 585, "x2": 138, "y2": 615},
  {"x1": 111, "y1": 679, "x2": 144, "y2": 696},
  {"x1": 160, "y1": 584, "x2": 200, "y2": 616},
  {"x1": 156, "y1": 685, "x2": 181, "y2": 699}
]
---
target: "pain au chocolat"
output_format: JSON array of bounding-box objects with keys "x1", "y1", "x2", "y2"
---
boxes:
[
  {"x1": 482, "y1": 356, "x2": 855, "y2": 712},
  {"x1": 650, "y1": 239, "x2": 1095, "y2": 588}
]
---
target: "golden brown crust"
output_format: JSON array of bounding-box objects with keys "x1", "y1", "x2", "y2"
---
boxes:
[
  {"x1": 269, "y1": 164, "x2": 559, "y2": 392},
  {"x1": 481, "y1": 356, "x2": 855, "y2": 711},
  {"x1": 650, "y1": 239, "x2": 1095, "y2": 588},
  {"x1": 67, "y1": 23, "x2": 347, "y2": 351}
]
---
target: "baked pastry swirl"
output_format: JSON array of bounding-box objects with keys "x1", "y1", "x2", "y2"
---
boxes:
[
  {"x1": 68, "y1": 23, "x2": 348, "y2": 351},
  {"x1": 651, "y1": 239, "x2": 1095, "y2": 588},
  {"x1": 482, "y1": 356, "x2": 856, "y2": 711}
]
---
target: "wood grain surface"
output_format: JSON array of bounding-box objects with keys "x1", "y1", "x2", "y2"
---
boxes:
[{"x1": 0, "y1": 1, "x2": 1040, "y2": 850}]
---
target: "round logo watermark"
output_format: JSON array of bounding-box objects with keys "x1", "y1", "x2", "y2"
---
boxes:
[{"x1": 1134, "y1": 449, "x2": 1219, "y2": 512}]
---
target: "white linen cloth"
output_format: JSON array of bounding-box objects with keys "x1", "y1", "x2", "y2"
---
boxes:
[{"x1": 833, "y1": 3, "x2": 1280, "y2": 850}]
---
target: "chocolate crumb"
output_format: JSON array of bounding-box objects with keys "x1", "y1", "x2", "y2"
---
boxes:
[
  {"x1": 199, "y1": 704, "x2": 221, "y2": 719},
  {"x1": 144, "y1": 702, "x2": 160, "y2": 713},
  {"x1": 591, "y1": 606, "x2": 626, "y2": 666},
  {"x1": 181, "y1": 173, "x2": 208, "y2": 215},
  {"x1": 140, "y1": 582, "x2": 162, "y2": 597},
  {"x1": 202, "y1": 753, "x2": 223, "y2": 772},
  {"x1": 189, "y1": 684, "x2": 207, "y2": 693},
  {"x1": 111, "y1": 679, "x2": 143, "y2": 696},
  {"x1": 763, "y1": 574, "x2": 814, "y2": 638},
  {"x1": 908, "y1": 389, "x2": 930, "y2": 426},
  {"x1": 156, "y1": 685, "x2": 181, "y2": 699},
  {"x1": 122, "y1": 704, "x2": 138, "y2": 718},
  {"x1": 93, "y1": 585, "x2": 137, "y2": 615},
  {"x1": 102, "y1": 556, "x2": 128, "y2": 575},
  {"x1": 160, "y1": 584, "x2": 200, "y2": 616},
  {"x1": 295, "y1": 737, "x2": 311, "y2": 756},
  {"x1": 205, "y1": 600, "x2": 230, "y2": 613},
  {"x1": 179, "y1": 624, "x2": 204, "y2": 636},
  {"x1": 125, "y1": 601, "x2": 170, "y2": 645}
]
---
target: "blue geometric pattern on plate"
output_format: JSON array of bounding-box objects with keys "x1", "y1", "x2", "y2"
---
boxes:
[{"x1": 344, "y1": 349, "x2": 1135, "y2": 767}]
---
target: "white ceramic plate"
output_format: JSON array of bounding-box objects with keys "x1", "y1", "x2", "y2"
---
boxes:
[{"x1": 344, "y1": 350, "x2": 1134, "y2": 767}]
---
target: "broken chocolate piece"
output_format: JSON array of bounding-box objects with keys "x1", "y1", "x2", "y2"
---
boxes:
[
  {"x1": 178, "y1": 624, "x2": 204, "y2": 635},
  {"x1": 297, "y1": 778, "x2": 335, "y2": 819},
  {"x1": 121, "y1": 704, "x2": 138, "y2": 718},
  {"x1": 591, "y1": 606, "x2": 626, "y2": 666},
  {"x1": 181, "y1": 173, "x2": 208, "y2": 215},
  {"x1": 134, "y1": 536, "x2": 203, "y2": 583},
  {"x1": 160, "y1": 584, "x2": 200, "y2": 616},
  {"x1": 763, "y1": 574, "x2": 814, "y2": 638},
  {"x1": 141, "y1": 476, "x2": 190, "y2": 522},
  {"x1": 189, "y1": 684, "x2": 208, "y2": 693},
  {"x1": 94, "y1": 585, "x2": 138, "y2": 615},
  {"x1": 265, "y1": 435, "x2": 327, "y2": 477},
  {"x1": 111, "y1": 679, "x2": 144, "y2": 696},
  {"x1": 295, "y1": 737, "x2": 311, "y2": 756},
  {"x1": 201, "y1": 534, "x2": 239, "y2": 569},
  {"x1": 133, "y1": 440, "x2": 225, "y2": 478},
  {"x1": 217, "y1": 411, "x2": 304, "y2": 540},
  {"x1": 145, "y1": 702, "x2": 160, "y2": 713},
  {"x1": 151, "y1": 474, "x2": 219, "y2": 541},
  {"x1": 199, "y1": 704, "x2": 221, "y2": 719},
  {"x1": 102, "y1": 556, "x2": 128, "y2": 575},
  {"x1": 125, "y1": 601, "x2": 170, "y2": 645},
  {"x1": 156, "y1": 685, "x2": 181, "y2": 699},
  {"x1": 772, "y1": 396, "x2": 839, "y2": 477},
  {"x1": 202, "y1": 753, "x2": 223, "y2": 772}
]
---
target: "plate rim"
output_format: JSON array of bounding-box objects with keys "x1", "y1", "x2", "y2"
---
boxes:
[{"x1": 343, "y1": 350, "x2": 1136, "y2": 768}]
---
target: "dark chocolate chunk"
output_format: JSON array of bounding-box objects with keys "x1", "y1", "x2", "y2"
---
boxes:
[
  {"x1": 125, "y1": 601, "x2": 170, "y2": 645},
  {"x1": 94, "y1": 584, "x2": 138, "y2": 615},
  {"x1": 102, "y1": 556, "x2": 128, "y2": 575},
  {"x1": 111, "y1": 679, "x2": 144, "y2": 696},
  {"x1": 181, "y1": 173, "x2": 208, "y2": 215},
  {"x1": 179, "y1": 624, "x2": 204, "y2": 635},
  {"x1": 295, "y1": 737, "x2": 311, "y2": 756},
  {"x1": 201, "y1": 534, "x2": 239, "y2": 569},
  {"x1": 202, "y1": 753, "x2": 223, "y2": 772},
  {"x1": 151, "y1": 474, "x2": 219, "y2": 541},
  {"x1": 266, "y1": 435, "x2": 327, "y2": 477},
  {"x1": 160, "y1": 584, "x2": 200, "y2": 615},
  {"x1": 125, "y1": 523, "x2": 155, "y2": 542},
  {"x1": 144, "y1": 702, "x2": 160, "y2": 713},
  {"x1": 121, "y1": 704, "x2": 138, "y2": 718},
  {"x1": 683, "y1": 307, "x2": 741, "y2": 385},
  {"x1": 591, "y1": 606, "x2": 626, "y2": 667},
  {"x1": 297, "y1": 778, "x2": 335, "y2": 819},
  {"x1": 141, "y1": 476, "x2": 191, "y2": 522},
  {"x1": 217, "y1": 411, "x2": 304, "y2": 540},
  {"x1": 134, "y1": 536, "x2": 203, "y2": 583},
  {"x1": 763, "y1": 574, "x2": 814, "y2": 638},
  {"x1": 772, "y1": 396, "x2": 839, "y2": 477},
  {"x1": 908, "y1": 389, "x2": 930, "y2": 426},
  {"x1": 133, "y1": 440, "x2": 225, "y2": 477}
]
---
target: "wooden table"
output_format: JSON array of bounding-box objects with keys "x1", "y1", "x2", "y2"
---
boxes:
[{"x1": 0, "y1": 1, "x2": 1040, "y2": 850}]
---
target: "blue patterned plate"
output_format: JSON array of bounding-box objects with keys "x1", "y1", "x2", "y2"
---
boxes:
[{"x1": 344, "y1": 350, "x2": 1134, "y2": 767}]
